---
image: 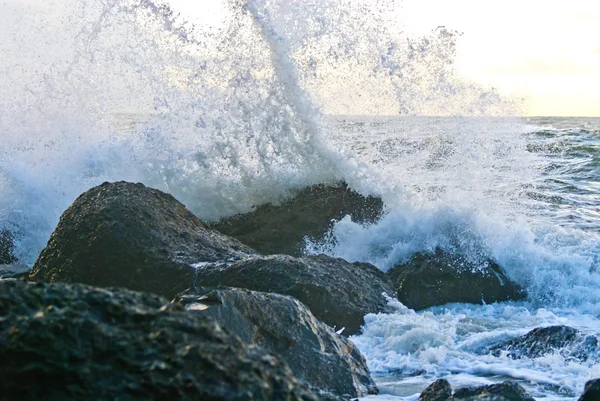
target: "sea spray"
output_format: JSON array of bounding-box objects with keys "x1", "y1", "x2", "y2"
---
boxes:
[{"x1": 0, "y1": 0, "x2": 515, "y2": 263}]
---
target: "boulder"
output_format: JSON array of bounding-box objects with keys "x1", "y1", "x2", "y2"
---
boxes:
[
  {"x1": 177, "y1": 288, "x2": 378, "y2": 400},
  {"x1": 29, "y1": 181, "x2": 255, "y2": 298},
  {"x1": 193, "y1": 254, "x2": 394, "y2": 335},
  {"x1": 419, "y1": 379, "x2": 452, "y2": 401},
  {"x1": 0, "y1": 230, "x2": 16, "y2": 265},
  {"x1": 453, "y1": 382, "x2": 535, "y2": 401},
  {"x1": 580, "y1": 379, "x2": 600, "y2": 401},
  {"x1": 0, "y1": 280, "x2": 317, "y2": 400},
  {"x1": 419, "y1": 380, "x2": 526, "y2": 401},
  {"x1": 490, "y1": 325, "x2": 598, "y2": 362},
  {"x1": 387, "y1": 248, "x2": 526, "y2": 310},
  {"x1": 211, "y1": 182, "x2": 384, "y2": 256}
]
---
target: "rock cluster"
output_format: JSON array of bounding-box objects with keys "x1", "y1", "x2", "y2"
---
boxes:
[
  {"x1": 0, "y1": 280, "x2": 317, "y2": 400},
  {"x1": 21, "y1": 181, "x2": 390, "y2": 399},
  {"x1": 1, "y1": 180, "x2": 555, "y2": 399},
  {"x1": 192, "y1": 254, "x2": 393, "y2": 335}
]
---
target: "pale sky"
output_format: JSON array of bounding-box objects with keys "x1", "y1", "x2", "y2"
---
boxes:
[
  {"x1": 169, "y1": 0, "x2": 600, "y2": 117},
  {"x1": 400, "y1": 0, "x2": 600, "y2": 117}
]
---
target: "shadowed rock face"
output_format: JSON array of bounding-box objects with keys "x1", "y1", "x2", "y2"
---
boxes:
[
  {"x1": 177, "y1": 288, "x2": 378, "y2": 400},
  {"x1": 453, "y1": 382, "x2": 535, "y2": 401},
  {"x1": 490, "y1": 325, "x2": 598, "y2": 361},
  {"x1": 192, "y1": 254, "x2": 394, "y2": 336},
  {"x1": 29, "y1": 181, "x2": 255, "y2": 298},
  {"x1": 0, "y1": 280, "x2": 318, "y2": 401},
  {"x1": 388, "y1": 248, "x2": 526, "y2": 310},
  {"x1": 580, "y1": 379, "x2": 600, "y2": 401},
  {"x1": 419, "y1": 380, "x2": 534, "y2": 401},
  {"x1": 211, "y1": 183, "x2": 384, "y2": 256},
  {"x1": 418, "y1": 379, "x2": 452, "y2": 401}
]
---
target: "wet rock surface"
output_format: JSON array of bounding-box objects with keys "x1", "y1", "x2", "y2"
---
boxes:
[
  {"x1": 387, "y1": 248, "x2": 526, "y2": 310},
  {"x1": 452, "y1": 381, "x2": 535, "y2": 401},
  {"x1": 29, "y1": 181, "x2": 255, "y2": 298},
  {"x1": 211, "y1": 182, "x2": 384, "y2": 256},
  {"x1": 0, "y1": 280, "x2": 317, "y2": 401},
  {"x1": 419, "y1": 379, "x2": 452, "y2": 401},
  {"x1": 178, "y1": 288, "x2": 378, "y2": 400},
  {"x1": 490, "y1": 325, "x2": 598, "y2": 361},
  {"x1": 193, "y1": 254, "x2": 394, "y2": 335},
  {"x1": 580, "y1": 379, "x2": 600, "y2": 401},
  {"x1": 419, "y1": 380, "x2": 533, "y2": 401}
]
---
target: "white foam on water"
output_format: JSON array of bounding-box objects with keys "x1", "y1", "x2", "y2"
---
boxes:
[{"x1": 352, "y1": 298, "x2": 600, "y2": 400}]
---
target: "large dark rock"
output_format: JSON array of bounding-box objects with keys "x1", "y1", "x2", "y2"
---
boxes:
[
  {"x1": 387, "y1": 248, "x2": 526, "y2": 310},
  {"x1": 177, "y1": 288, "x2": 378, "y2": 400},
  {"x1": 29, "y1": 181, "x2": 255, "y2": 298},
  {"x1": 419, "y1": 379, "x2": 452, "y2": 401},
  {"x1": 419, "y1": 380, "x2": 523, "y2": 401},
  {"x1": 580, "y1": 379, "x2": 600, "y2": 401},
  {"x1": 193, "y1": 254, "x2": 394, "y2": 335},
  {"x1": 490, "y1": 325, "x2": 598, "y2": 362},
  {"x1": 211, "y1": 182, "x2": 384, "y2": 256},
  {"x1": 0, "y1": 230, "x2": 17, "y2": 265},
  {"x1": 453, "y1": 382, "x2": 535, "y2": 401},
  {"x1": 0, "y1": 280, "x2": 317, "y2": 401}
]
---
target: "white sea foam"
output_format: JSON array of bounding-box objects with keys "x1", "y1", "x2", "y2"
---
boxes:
[{"x1": 353, "y1": 300, "x2": 600, "y2": 399}]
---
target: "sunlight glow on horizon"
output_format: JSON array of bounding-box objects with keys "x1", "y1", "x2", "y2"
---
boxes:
[{"x1": 400, "y1": 0, "x2": 600, "y2": 117}]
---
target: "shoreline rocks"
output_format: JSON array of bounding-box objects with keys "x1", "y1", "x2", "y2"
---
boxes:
[
  {"x1": 419, "y1": 380, "x2": 535, "y2": 401},
  {"x1": 211, "y1": 182, "x2": 384, "y2": 256},
  {"x1": 490, "y1": 325, "x2": 598, "y2": 362},
  {"x1": 453, "y1": 382, "x2": 535, "y2": 401},
  {"x1": 29, "y1": 181, "x2": 255, "y2": 298},
  {"x1": 193, "y1": 254, "x2": 394, "y2": 335},
  {"x1": 388, "y1": 248, "x2": 526, "y2": 310},
  {"x1": 178, "y1": 288, "x2": 378, "y2": 399},
  {"x1": 0, "y1": 280, "x2": 318, "y2": 400}
]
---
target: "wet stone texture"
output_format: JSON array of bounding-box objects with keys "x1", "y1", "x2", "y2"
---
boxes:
[
  {"x1": 490, "y1": 325, "x2": 598, "y2": 362},
  {"x1": 211, "y1": 182, "x2": 384, "y2": 257},
  {"x1": 178, "y1": 287, "x2": 378, "y2": 400},
  {"x1": 0, "y1": 280, "x2": 318, "y2": 401},
  {"x1": 30, "y1": 181, "x2": 255, "y2": 298},
  {"x1": 388, "y1": 248, "x2": 526, "y2": 310},
  {"x1": 193, "y1": 253, "x2": 394, "y2": 336}
]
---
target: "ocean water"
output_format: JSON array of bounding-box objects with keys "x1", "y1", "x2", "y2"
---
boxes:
[
  {"x1": 313, "y1": 116, "x2": 600, "y2": 400},
  {"x1": 1, "y1": 0, "x2": 599, "y2": 399}
]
